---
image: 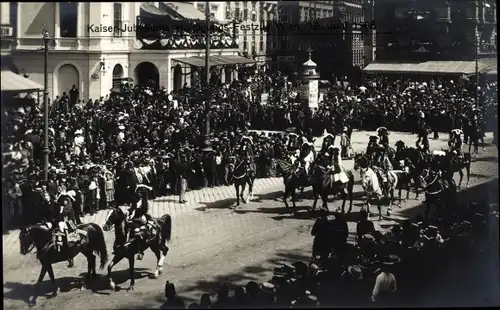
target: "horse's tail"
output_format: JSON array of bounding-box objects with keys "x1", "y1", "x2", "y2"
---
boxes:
[
  {"x1": 160, "y1": 214, "x2": 172, "y2": 242},
  {"x1": 89, "y1": 223, "x2": 109, "y2": 270}
]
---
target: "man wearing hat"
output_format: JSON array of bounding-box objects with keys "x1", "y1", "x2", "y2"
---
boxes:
[
  {"x1": 326, "y1": 146, "x2": 349, "y2": 184},
  {"x1": 340, "y1": 126, "x2": 351, "y2": 159},
  {"x1": 298, "y1": 142, "x2": 315, "y2": 176},
  {"x1": 311, "y1": 208, "x2": 332, "y2": 264},
  {"x1": 371, "y1": 259, "x2": 398, "y2": 306},
  {"x1": 377, "y1": 127, "x2": 389, "y2": 149},
  {"x1": 53, "y1": 191, "x2": 81, "y2": 253},
  {"x1": 448, "y1": 129, "x2": 463, "y2": 155},
  {"x1": 416, "y1": 128, "x2": 430, "y2": 154},
  {"x1": 366, "y1": 136, "x2": 379, "y2": 160}
]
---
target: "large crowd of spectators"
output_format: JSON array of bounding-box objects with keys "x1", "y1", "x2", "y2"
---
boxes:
[
  {"x1": 2, "y1": 66, "x2": 497, "y2": 229},
  {"x1": 160, "y1": 200, "x2": 499, "y2": 308}
]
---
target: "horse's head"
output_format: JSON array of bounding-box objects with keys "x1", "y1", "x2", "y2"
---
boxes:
[
  {"x1": 353, "y1": 153, "x2": 367, "y2": 170},
  {"x1": 358, "y1": 166, "x2": 376, "y2": 191},
  {"x1": 19, "y1": 226, "x2": 35, "y2": 255},
  {"x1": 395, "y1": 140, "x2": 405, "y2": 151},
  {"x1": 419, "y1": 168, "x2": 438, "y2": 188},
  {"x1": 103, "y1": 207, "x2": 126, "y2": 232}
]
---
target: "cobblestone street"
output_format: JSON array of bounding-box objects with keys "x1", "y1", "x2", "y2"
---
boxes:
[{"x1": 3, "y1": 131, "x2": 498, "y2": 309}]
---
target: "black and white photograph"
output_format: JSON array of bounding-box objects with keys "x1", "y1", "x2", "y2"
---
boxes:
[{"x1": 1, "y1": 1, "x2": 498, "y2": 309}]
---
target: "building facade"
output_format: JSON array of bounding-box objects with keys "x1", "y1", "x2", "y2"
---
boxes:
[
  {"x1": 1, "y1": 2, "x2": 14, "y2": 55},
  {"x1": 11, "y1": 2, "x2": 246, "y2": 101},
  {"x1": 270, "y1": 0, "x2": 368, "y2": 79},
  {"x1": 375, "y1": 0, "x2": 497, "y2": 61},
  {"x1": 220, "y1": 1, "x2": 277, "y2": 64}
]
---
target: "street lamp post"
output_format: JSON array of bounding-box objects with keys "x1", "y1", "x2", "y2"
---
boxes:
[
  {"x1": 202, "y1": 0, "x2": 212, "y2": 150},
  {"x1": 42, "y1": 28, "x2": 50, "y2": 182},
  {"x1": 475, "y1": 25, "x2": 483, "y2": 107}
]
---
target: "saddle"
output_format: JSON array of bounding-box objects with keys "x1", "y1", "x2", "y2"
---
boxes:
[
  {"x1": 53, "y1": 220, "x2": 86, "y2": 252},
  {"x1": 128, "y1": 215, "x2": 158, "y2": 243}
]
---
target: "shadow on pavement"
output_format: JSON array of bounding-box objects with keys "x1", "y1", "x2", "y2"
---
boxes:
[
  {"x1": 3, "y1": 267, "x2": 152, "y2": 306},
  {"x1": 175, "y1": 248, "x2": 311, "y2": 304},
  {"x1": 195, "y1": 199, "x2": 234, "y2": 211}
]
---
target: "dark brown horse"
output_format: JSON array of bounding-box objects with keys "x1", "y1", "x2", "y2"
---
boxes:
[
  {"x1": 310, "y1": 165, "x2": 355, "y2": 214},
  {"x1": 19, "y1": 222, "x2": 108, "y2": 307},
  {"x1": 103, "y1": 206, "x2": 172, "y2": 292},
  {"x1": 275, "y1": 158, "x2": 313, "y2": 213},
  {"x1": 419, "y1": 167, "x2": 458, "y2": 221},
  {"x1": 227, "y1": 156, "x2": 256, "y2": 206}
]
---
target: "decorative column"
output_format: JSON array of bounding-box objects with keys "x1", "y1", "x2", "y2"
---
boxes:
[
  {"x1": 76, "y1": 3, "x2": 82, "y2": 49},
  {"x1": 54, "y1": 3, "x2": 60, "y2": 45}
]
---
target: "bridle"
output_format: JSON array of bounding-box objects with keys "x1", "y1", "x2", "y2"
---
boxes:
[
  {"x1": 420, "y1": 169, "x2": 442, "y2": 196},
  {"x1": 20, "y1": 227, "x2": 36, "y2": 255},
  {"x1": 230, "y1": 159, "x2": 247, "y2": 180}
]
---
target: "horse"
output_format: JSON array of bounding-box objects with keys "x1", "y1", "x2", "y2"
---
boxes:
[
  {"x1": 103, "y1": 206, "x2": 172, "y2": 292},
  {"x1": 354, "y1": 154, "x2": 384, "y2": 220},
  {"x1": 394, "y1": 141, "x2": 429, "y2": 199},
  {"x1": 19, "y1": 222, "x2": 108, "y2": 307},
  {"x1": 442, "y1": 149, "x2": 471, "y2": 189},
  {"x1": 275, "y1": 158, "x2": 313, "y2": 213},
  {"x1": 419, "y1": 168, "x2": 458, "y2": 222},
  {"x1": 227, "y1": 155, "x2": 256, "y2": 206},
  {"x1": 310, "y1": 165, "x2": 354, "y2": 214}
]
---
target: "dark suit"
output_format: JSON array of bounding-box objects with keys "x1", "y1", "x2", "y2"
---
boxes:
[{"x1": 122, "y1": 169, "x2": 138, "y2": 204}]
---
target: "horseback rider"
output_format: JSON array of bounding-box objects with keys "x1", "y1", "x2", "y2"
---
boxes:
[
  {"x1": 366, "y1": 136, "x2": 379, "y2": 163},
  {"x1": 126, "y1": 184, "x2": 157, "y2": 260},
  {"x1": 449, "y1": 129, "x2": 463, "y2": 155},
  {"x1": 326, "y1": 146, "x2": 349, "y2": 184},
  {"x1": 377, "y1": 127, "x2": 389, "y2": 149},
  {"x1": 53, "y1": 191, "x2": 80, "y2": 252},
  {"x1": 416, "y1": 128, "x2": 430, "y2": 154},
  {"x1": 374, "y1": 147, "x2": 393, "y2": 186},
  {"x1": 298, "y1": 142, "x2": 315, "y2": 175},
  {"x1": 287, "y1": 133, "x2": 301, "y2": 152},
  {"x1": 321, "y1": 133, "x2": 335, "y2": 154},
  {"x1": 239, "y1": 136, "x2": 255, "y2": 174}
]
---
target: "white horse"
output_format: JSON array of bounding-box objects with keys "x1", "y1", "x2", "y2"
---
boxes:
[{"x1": 359, "y1": 166, "x2": 388, "y2": 221}]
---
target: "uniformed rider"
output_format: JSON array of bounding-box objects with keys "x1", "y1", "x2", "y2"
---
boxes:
[
  {"x1": 321, "y1": 134, "x2": 335, "y2": 154},
  {"x1": 449, "y1": 129, "x2": 463, "y2": 155},
  {"x1": 298, "y1": 142, "x2": 315, "y2": 175},
  {"x1": 377, "y1": 127, "x2": 389, "y2": 149},
  {"x1": 127, "y1": 184, "x2": 156, "y2": 260},
  {"x1": 374, "y1": 147, "x2": 393, "y2": 186},
  {"x1": 54, "y1": 191, "x2": 79, "y2": 251},
  {"x1": 327, "y1": 146, "x2": 349, "y2": 184},
  {"x1": 416, "y1": 128, "x2": 430, "y2": 154},
  {"x1": 366, "y1": 136, "x2": 380, "y2": 162},
  {"x1": 287, "y1": 133, "x2": 301, "y2": 152}
]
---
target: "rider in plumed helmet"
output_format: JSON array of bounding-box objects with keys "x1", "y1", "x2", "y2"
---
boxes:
[{"x1": 416, "y1": 128, "x2": 430, "y2": 154}]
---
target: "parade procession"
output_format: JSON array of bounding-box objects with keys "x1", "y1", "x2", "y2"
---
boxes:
[{"x1": 1, "y1": 1, "x2": 499, "y2": 309}]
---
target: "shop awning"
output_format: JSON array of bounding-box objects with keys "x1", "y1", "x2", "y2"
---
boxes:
[
  {"x1": 174, "y1": 55, "x2": 256, "y2": 68},
  {"x1": 140, "y1": 3, "x2": 171, "y2": 17},
  {"x1": 0, "y1": 55, "x2": 20, "y2": 74},
  {"x1": 363, "y1": 61, "x2": 484, "y2": 75},
  {"x1": 163, "y1": 2, "x2": 206, "y2": 20},
  {"x1": 1, "y1": 70, "x2": 44, "y2": 92}
]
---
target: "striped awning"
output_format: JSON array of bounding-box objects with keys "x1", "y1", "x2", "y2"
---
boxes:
[
  {"x1": 1, "y1": 70, "x2": 44, "y2": 93},
  {"x1": 261, "y1": 2, "x2": 278, "y2": 13},
  {"x1": 363, "y1": 60, "x2": 496, "y2": 75},
  {"x1": 163, "y1": 2, "x2": 206, "y2": 20},
  {"x1": 174, "y1": 55, "x2": 256, "y2": 68}
]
